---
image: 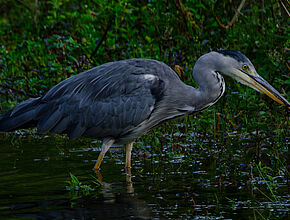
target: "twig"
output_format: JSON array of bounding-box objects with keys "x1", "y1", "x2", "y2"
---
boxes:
[
  {"x1": 175, "y1": 0, "x2": 196, "y2": 31},
  {"x1": 143, "y1": 2, "x2": 162, "y2": 56},
  {"x1": 91, "y1": 12, "x2": 112, "y2": 58},
  {"x1": 34, "y1": 0, "x2": 38, "y2": 26},
  {"x1": 260, "y1": 0, "x2": 264, "y2": 25},
  {"x1": 215, "y1": 0, "x2": 246, "y2": 29},
  {"x1": 280, "y1": 0, "x2": 290, "y2": 17},
  {"x1": 217, "y1": 113, "x2": 238, "y2": 129},
  {"x1": 173, "y1": 143, "x2": 187, "y2": 149},
  {"x1": 89, "y1": 11, "x2": 98, "y2": 16},
  {"x1": 15, "y1": 0, "x2": 32, "y2": 11},
  {"x1": 16, "y1": 0, "x2": 38, "y2": 27}
]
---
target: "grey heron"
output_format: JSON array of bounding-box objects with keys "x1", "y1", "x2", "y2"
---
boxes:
[{"x1": 0, "y1": 50, "x2": 289, "y2": 170}]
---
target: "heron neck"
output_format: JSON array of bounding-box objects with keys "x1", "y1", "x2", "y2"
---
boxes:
[{"x1": 190, "y1": 54, "x2": 225, "y2": 111}]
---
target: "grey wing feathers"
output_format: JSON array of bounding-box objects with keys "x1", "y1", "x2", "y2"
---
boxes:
[
  {"x1": 0, "y1": 98, "x2": 40, "y2": 131},
  {"x1": 35, "y1": 59, "x2": 166, "y2": 139}
]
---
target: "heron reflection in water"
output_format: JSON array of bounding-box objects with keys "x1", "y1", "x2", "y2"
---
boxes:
[{"x1": 0, "y1": 50, "x2": 289, "y2": 170}]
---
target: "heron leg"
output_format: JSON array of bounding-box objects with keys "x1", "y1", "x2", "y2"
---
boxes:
[
  {"x1": 94, "y1": 138, "x2": 114, "y2": 170},
  {"x1": 125, "y1": 142, "x2": 133, "y2": 168},
  {"x1": 126, "y1": 166, "x2": 134, "y2": 194}
]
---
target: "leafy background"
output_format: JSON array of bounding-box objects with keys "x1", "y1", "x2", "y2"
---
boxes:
[{"x1": 0, "y1": 0, "x2": 289, "y2": 164}]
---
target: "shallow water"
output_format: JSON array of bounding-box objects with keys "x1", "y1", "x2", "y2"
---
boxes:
[{"x1": 0, "y1": 130, "x2": 288, "y2": 219}]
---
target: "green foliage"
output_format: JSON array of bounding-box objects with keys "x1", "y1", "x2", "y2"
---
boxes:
[
  {"x1": 66, "y1": 172, "x2": 100, "y2": 195},
  {"x1": 254, "y1": 161, "x2": 280, "y2": 202},
  {"x1": 0, "y1": 1, "x2": 288, "y2": 101},
  {"x1": 1, "y1": 0, "x2": 288, "y2": 134}
]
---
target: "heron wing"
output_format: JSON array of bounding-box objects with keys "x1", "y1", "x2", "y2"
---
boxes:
[{"x1": 37, "y1": 59, "x2": 166, "y2": 139}]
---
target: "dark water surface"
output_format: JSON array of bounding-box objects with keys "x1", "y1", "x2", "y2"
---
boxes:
[{"x1": 0, "y1": 130, "x2": 288, "y2": 219}]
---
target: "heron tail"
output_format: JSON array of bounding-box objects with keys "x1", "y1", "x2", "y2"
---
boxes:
[{"x1": 0, "y1": 97, "x2": 41, "y2": 132}]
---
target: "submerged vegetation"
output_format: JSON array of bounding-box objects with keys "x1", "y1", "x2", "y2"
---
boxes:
[{"x1": 0, "y1": 0, "x2": 289, "y2": 218}]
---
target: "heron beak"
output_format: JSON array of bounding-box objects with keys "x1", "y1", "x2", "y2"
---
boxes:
[{"x1": 242, "y1": 70, "x2": 290, "y2": 108}]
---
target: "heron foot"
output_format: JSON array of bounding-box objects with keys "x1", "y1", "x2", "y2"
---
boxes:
[{"x1": 93, "y1": 138, "x2": 114, "y2": 170}]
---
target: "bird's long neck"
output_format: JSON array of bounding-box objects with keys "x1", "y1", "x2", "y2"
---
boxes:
[
  {"x1": 145, "y1": 53, "x2": 226, "y2": 130},
  {"x1": 188, "y1": 52, "x2": 225, "y2": 111}
]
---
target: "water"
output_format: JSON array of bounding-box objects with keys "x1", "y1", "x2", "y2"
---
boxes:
[{"x1": 0, "y1": 131, "x2": 288, "y2": 219}]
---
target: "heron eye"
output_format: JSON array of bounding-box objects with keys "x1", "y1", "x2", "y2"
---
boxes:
[{"x1": 242, "y1": 64, "x2": 248, "y2": 70}]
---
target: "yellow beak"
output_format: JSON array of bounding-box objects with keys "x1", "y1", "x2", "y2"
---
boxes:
[{"x1": 242, "y1": 71, "x2": 290, "y2": 108}]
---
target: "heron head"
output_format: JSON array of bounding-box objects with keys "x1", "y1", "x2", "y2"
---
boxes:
[{"x1": 215, "y1": 50, "x2": 289, "y2": 108}]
